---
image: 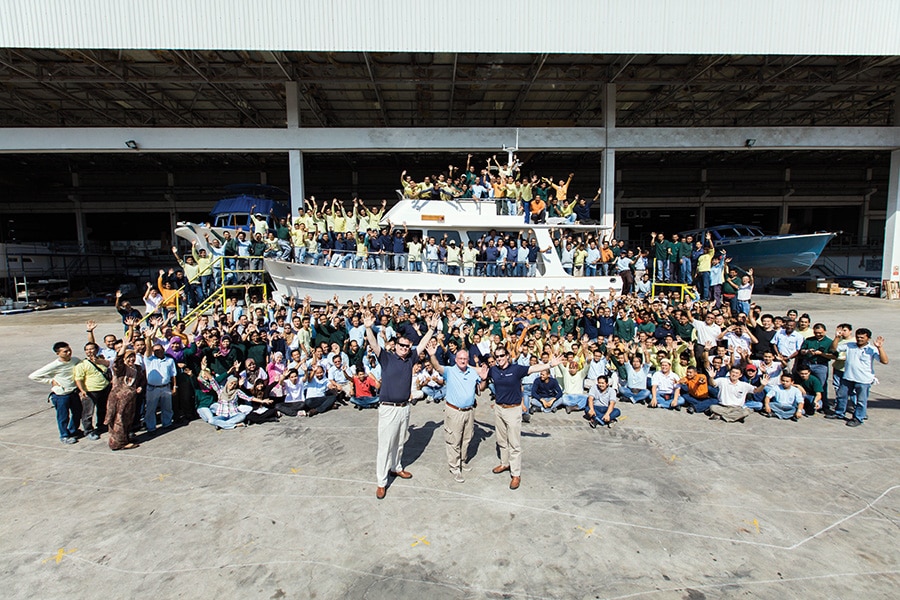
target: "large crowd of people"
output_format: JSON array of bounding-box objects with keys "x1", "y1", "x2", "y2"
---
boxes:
[
  {"x1": 25, "y1": 156, "x2": 890, "y2": 496},
  {"x1": 29, "y1": 278, "x2": 888, "y2": 496}
]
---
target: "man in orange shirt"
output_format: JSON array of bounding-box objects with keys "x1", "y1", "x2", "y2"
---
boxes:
[
  {"x1": 679, "y1": 365, "x2": 719, "y2": 414},
  {"x1": 529, "y1": 196, "x2": 547, "y2": 224},
  {"x1": 599, "y1": 241, "x2": 614, "y2": 276}
]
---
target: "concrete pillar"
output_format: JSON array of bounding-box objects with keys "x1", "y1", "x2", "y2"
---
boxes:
[
  {"x1": 881, "y1": 149, "x2": 900, "y2": 282},
  {"x1": 289, "y1": 150, "x2": 305, "y2": 214},
  {"x1": 600, "y1": 148, "x2": 616, "y2": 228},
  {"x1": 286, "y1": 81, "x2": 305, "y2": 214}
]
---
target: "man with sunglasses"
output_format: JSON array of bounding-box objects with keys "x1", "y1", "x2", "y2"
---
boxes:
[
  {"x1": 364, "y1": 311, "x2": 440, "y2": 500},
  {"x1": 487, "y1": 347, "x2": 563, "y2": 490}
]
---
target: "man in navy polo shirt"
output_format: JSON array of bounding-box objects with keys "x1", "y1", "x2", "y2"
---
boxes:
[
  {"x1": 426, "y1": 344, "x2": 489, "y2": 483},
  {"x1": 487, "y1": 347, "x2": 562, "y2": 490},
  {"x1": 364, "y1": 311, "x2": 440, "y2": 500}
]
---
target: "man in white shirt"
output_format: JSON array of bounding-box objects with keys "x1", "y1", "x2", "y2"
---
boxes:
[
  {"x1": 650, "y1": 359, "x2": 683, "y2": 409},
  {"x1": 707, "y1": 366, "x2": 769, "y2": 422},
  {"x1": 28, "y1": 342, "x2": 83, "y2": 444}
]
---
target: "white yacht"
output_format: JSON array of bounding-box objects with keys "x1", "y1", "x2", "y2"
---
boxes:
[{"x1": 263, "y1": 198, "x2": 622, "y2": 304}]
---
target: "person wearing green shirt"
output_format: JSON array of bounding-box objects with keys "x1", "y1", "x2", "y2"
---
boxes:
[
  {"x1": 651, "y1": 231, "x2": 672, "y2": 282},
  {"x1": 677, "y1": 236, "x2": 693, "y2": 284},
  {"x1": 798, "y1": 323, "x2": 834, "y2": 407},
  {"x1": 614, "y1": 309, "x2": 636, "y2": 342}
]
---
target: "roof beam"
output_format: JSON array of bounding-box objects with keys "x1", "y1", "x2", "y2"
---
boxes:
[{"x1": 1, "y1": 126, "x2": 898, "y2": 153}]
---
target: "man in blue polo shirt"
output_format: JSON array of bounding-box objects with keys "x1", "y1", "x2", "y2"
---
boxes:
[
  {"x1": 426, "y1": 344, "x2": 489, "y2": 483},
  {"x1": 829, "y1": 328, "x2": 888, "y2": 427},
  {"x1": 487, "y1": 346, "x2": 562, "y2": 490},
  {"x1": 364, "y1": 311, "x2": 440, "y2": 500}
]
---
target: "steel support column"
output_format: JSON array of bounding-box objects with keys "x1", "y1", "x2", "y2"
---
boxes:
[
  {"x1": 600, "y1": 148, "x2": 615, "y2": 228},
  {"x1": 286, "y1": 81, "x2": 300, "y2": 128},
  {"x1": 289, "y1": 150, "x2": 305, "y2": 215},
  {"x1": 881, "y1": 149, "x2": 900, "y2": 284}
]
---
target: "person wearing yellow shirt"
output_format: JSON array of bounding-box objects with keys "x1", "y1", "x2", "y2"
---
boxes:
[
  {"x1": 367, "y1": 199, "x2": 387, "y2": 230},
  {"x1": 504, "y1": 180, "x2": 519, "y2": 216},
  {"x1": 330, "y1": 198, "x2": 347, "y2": 233},
  {"x1": 573, "y1": 243, "x2": 588, "y2": 277},
  {"x1": 73, "y1": 331, "x2": 111, "y2": 441},
  {"x1": 695, "y1": 232, "x2": 715, "y2": 300},
  {"x1": 543, "y1": 173, "x2": 574, "y2": 202},
  {"x1": 290, "y1": 222, "x2": 307, "y2": 262}
]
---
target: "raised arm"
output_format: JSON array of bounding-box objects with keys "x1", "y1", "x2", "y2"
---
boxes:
[
  {"x1": 363, "y1": 311, "x2": 381, "y2": 358},
  {"x1": 425, "y1": 339, "x2": 445, "y2": 375},
  {"x1": 415, "y1": 313, "x2": 442, "y2": 356}
]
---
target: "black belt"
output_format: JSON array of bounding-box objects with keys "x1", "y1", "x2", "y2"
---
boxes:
[
  {"x1": 446, "y1": 402, "x2": 474, "y2": 412},
  {"x1": 148, "y1": 383, "x2": 172, "y2": 388},
  {"x1": 380, "y1": 401, "x2": 409, "y2": 407}
]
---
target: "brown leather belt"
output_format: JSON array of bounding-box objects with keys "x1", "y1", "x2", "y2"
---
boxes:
[
  {"x1": 498, "y1": 403, "x2": 520, "y2": 409},
  {"x1": 446, "y1": 402, "x2": 473, "y2": 412}
]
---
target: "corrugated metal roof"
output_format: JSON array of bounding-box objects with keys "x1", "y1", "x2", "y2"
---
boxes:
[{"x1": 1, "y1": 0, "x2": 899, "y2": 55}]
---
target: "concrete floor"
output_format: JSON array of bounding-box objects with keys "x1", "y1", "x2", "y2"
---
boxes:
[{"x1": 3, "y1": 293, "x2": 899, "y2": 599}]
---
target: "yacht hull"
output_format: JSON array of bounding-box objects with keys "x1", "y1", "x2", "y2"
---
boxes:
[{"x1": 264, "y1": 259, "x2": 623, "y2": 304}]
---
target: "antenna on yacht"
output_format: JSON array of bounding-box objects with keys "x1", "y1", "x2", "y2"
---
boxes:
[{"x1": 501, "y1": 128, "x2": 520, "y2": 169}]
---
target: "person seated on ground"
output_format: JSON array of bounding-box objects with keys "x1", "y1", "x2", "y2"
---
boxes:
[
  {"x1": 679, "y1": 365, "x2": 718, "y2": 414},
  {"x1": 707, "y1": 366, "x2": 770, "y2": 423},
  {"x1": 530, "y1": 368, "x2": 564, "y2": 413},
  {"x1": 350, "y1": 363, "x2": 380, "y2": 409},
  {"x1": 302, "y1": 365, "x2": 338, "y2": 417},
  {"x1": 244, "y1": 380, "x2": 279, "y2": 425},
  {"x1": 326, "y1": 354, "x2": 354, "y2": 404},
  {"x1": 585, "y1": 375, "x2": 620, "y2": 429},
  {"x1": 274, "y1": 368, "x2": 308, "y2": 417},
  {"x1": 740, "y1": 363, "x2": 766, "y2": 411},
  {"x1": 794, "y1": 364, "x2": 823, "y2": 416},
  {"x1": 650, "y1": 358, "x2": 683, "y2": 409},
  {"x1": 583, "y1": 347, "x2": 609, "y2": 391},
  {"x1": 555, "y1": 354, "x2": 590, "y2": 414},
  {"x1": 204, "y1": 375, "x2": 251, "y2": 429},
  {"x1": 416, "y1": 360, "x2": 446, "y2": 404},
  {"x1": 620, "y1": 353, "x2": 652, "y2": 404},
  {"x1": 266, "y1": 352, "x2": 286, "y2": 401},
  {"x1": 763, "y1": 373, "x2": 804, "y2": 421},
  {"x1": 239, "y1": 358, "x2": 268, "y2": 392}
]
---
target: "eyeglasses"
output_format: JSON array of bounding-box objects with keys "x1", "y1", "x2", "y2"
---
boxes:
[
  {"x1": 494, "y1": 353, "x2": 507, "y2": 358},
  {"x1": 397, "y1": 342, "x2": 411, "y2": 348}
]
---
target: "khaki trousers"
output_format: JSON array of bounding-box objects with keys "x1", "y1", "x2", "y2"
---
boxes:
[
  {"x1": 493, "y1": 404, "x2": 522, "y2": 476},
  {"x1": 376, "y1": 403, "x2": 410, "y2": 487},
  {"x1": 444, "y1": 405, "x2": 475, "y2": 473}
]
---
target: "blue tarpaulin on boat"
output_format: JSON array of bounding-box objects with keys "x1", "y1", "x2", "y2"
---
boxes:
[{"x1": 210, "y1": 196, "x2": 289, "y2": 219}]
